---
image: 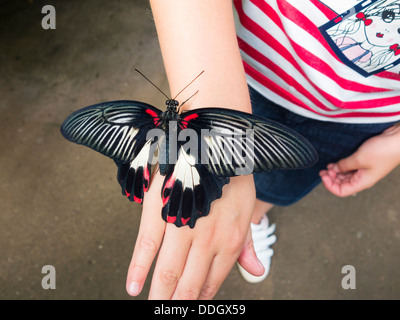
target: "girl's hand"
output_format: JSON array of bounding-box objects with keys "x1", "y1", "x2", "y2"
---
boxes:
[
  {"x1": 319, "y1": 124, "x2": 400, "y2": 197},
  {"x1": 126, "y1": 174, "x2": 264, "y2": 299}
]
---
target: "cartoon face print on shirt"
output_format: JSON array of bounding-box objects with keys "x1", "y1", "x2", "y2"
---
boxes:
[
  {"x1": 319, "y1": 0, "x2": 400, "y2": 77},
  {"x1": 364, "y1": 6, "x2": 400, "y2": 47}
]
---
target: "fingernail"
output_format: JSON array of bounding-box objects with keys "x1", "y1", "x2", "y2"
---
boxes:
[{"x1": 128, "y1": 281, "x2": 140, "y2": 296}]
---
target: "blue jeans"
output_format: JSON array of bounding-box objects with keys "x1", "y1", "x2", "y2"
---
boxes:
[{"x1": 249, "y1": 86, "x2": 397, "y2": 206}]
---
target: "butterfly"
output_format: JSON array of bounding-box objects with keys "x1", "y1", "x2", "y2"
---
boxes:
[{"x1": 60, "y1": 70, "x2": 318, "y2": 228}]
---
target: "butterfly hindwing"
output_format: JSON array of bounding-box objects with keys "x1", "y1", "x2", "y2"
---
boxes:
[
  {"x1": 157, "y1": 107, "x2": 318, "y2": 228},
  {"x1": 115, "y1": 138, "x2": 157, "y2": 204},
  {"x1": 161, "y1": 147, "x2": 229, "y2": 228}
]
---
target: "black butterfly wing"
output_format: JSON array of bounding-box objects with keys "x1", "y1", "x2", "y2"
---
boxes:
[
  {"x1": 60, "y1": 100, "x2": 163, "y2": 203},
  {"x1": 160, "y1": 147, "x2": 229, "y2": 228},
  {"x1": 178, "y1": 107, "x2": 318, "y2": 177},
  {"x1": 61, "y1": 100, "x2": 162, "y2": 162},
  {"x1": 115, "y1": 136, "x2": 159, "y2": 204}
]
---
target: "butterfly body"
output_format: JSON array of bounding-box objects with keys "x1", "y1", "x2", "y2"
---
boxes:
[
  {"x1": 148, "y1": 98, "x2": 183, "y2": 176},
  {"x1": 61, "y1": 97, "x2": 318, "y2": 228},
  {"x1": 160, "y1": 99, "x2": 180, "y2": 126}
]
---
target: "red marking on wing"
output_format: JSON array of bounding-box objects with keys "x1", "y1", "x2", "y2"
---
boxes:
[
  {"x1": 167, "y1": 216, "x2": 177, "y2": 223},
  {"x1": 133, "y1": 195, "x2": 142, "y2": 203},
  {"x1": 183, "y1": 113, "x2": 198, "y2": 122},
  {"x1": 162, "y1": 196, "x2": 169, "y2": 206},
  {"x1": 162, "y1": 175, "x2": 175, "y2": 206},
  {"x1": 145, "y1": 109, "x2": 158, "y2": 117},
  {"x1": 125, "y1": 190, "x2": 131, "y2": 197},
  {"x1": 180, "y1": 113, "x2": 199, "y2": 129},
  {"x1": 153, "y1": 117, "x2": 160, "y2": 126},
  {"x1": 143, "y1": 166, "x2": 150, "y2": 192},
  {"x1": 181, "y1": 217, "x2": 190, "y2": 226},
  {"x1": 146, "y1": 109, "x2": 161, "y2": 126}
]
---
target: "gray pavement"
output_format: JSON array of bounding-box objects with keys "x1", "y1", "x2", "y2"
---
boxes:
[{"x1": 1, "y1": 0, "x2": 399, "y2": 300}]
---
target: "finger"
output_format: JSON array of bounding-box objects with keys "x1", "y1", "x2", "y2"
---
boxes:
[
  {"x1": 319, "y1": 169, "x2": 329, "y2": 177},
  {"x1": 340, "y1": 170, "x2": 375, "y2": 196},
  {"x1": 321, "y1": 169, "x2": 366, "y2": 197},
  {"x1": 126, "y1": 173, "x2": 166, "y2": 296},
  {"x1": 320, "y1": 165, "x2": 358, "y2": 193},
  {"x1": 237, "y1": 227, "x2": 264, "y2": 277},
  {"x1": 328, "y1": 168, "x2": 354, "y2": 183},
  {"x1": 148, "y1": 224, "x2": 193, "y2": 300},
  {"x1": 320, "y1": 169, "x2": 352, "y2": 196},
  {"x1": 198, "y1": 252, "x2": 238, "y2": 300},
  {"x1": 334, "y1": 154, "x2": 361, "y2": 173},
  {"x1": 335, "y1": 172, "x2": 354, "y2": 181},
  {"x1": 320, "y1": 173, "x2": 346, "y2": 197},
  {"x1": 170, "y1": 240, "x2": 215, "y2": 300}
]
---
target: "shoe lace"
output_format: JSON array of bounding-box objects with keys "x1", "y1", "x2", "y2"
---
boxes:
[{"x1": 252, "y1": 222, "x2": 276, "y2": 257}]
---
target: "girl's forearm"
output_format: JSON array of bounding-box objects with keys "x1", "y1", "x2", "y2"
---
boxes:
[{"x1": 150, "y1": 0, "x2": 251, "y2": 112}]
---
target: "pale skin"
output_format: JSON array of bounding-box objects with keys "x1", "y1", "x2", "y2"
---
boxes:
[{"x1": 126, "y1": 0, "x2": 400, "y2": 299}]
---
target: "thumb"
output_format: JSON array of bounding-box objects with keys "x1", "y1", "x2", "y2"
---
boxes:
[
  {"x1": 334, "y1": 153, "x2": 362, "y2": 173},
  {"x1": 237, "y1": 227, "x2": 265, "y2": 277}
]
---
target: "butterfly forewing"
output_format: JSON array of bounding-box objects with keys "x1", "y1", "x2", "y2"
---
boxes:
[
  {"x1": 60, "y1": 100, "x2": 162, "y2": 163},
  {"x1": 180, "y1": 108, "x2": 318, "y2": 177}
]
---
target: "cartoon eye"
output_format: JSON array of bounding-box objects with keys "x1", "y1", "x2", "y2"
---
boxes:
[
  {"x1": 398, "y1": 27, "x2": 400, "y2": 34},
  {"x1": 382, "y1": 9, "x2": 395, "y2": 23}
]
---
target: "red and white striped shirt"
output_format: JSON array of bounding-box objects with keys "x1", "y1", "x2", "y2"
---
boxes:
[{"x1": 234, "y1": 0, "x2": 400, "y2": 123}]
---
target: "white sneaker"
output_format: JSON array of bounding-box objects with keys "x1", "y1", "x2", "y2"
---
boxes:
[{"x1": 238, "y1": 215, "x2": 276, "y2": 283}]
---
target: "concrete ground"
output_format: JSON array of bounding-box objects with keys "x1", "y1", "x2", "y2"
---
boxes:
[{"x1": 1, "y1": 0, "x2": 399, "y2": 300}]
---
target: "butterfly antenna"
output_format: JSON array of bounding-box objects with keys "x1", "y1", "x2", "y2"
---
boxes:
[
  {"x1": 173, "y1": 70, "x2": 204, "y2": 100},
  {"x1": 178, "y1": 90, "x2": 199, "y2": 112},
  {"x1": 134, "y1": 68, "x2": 170, "y2": 100}
]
